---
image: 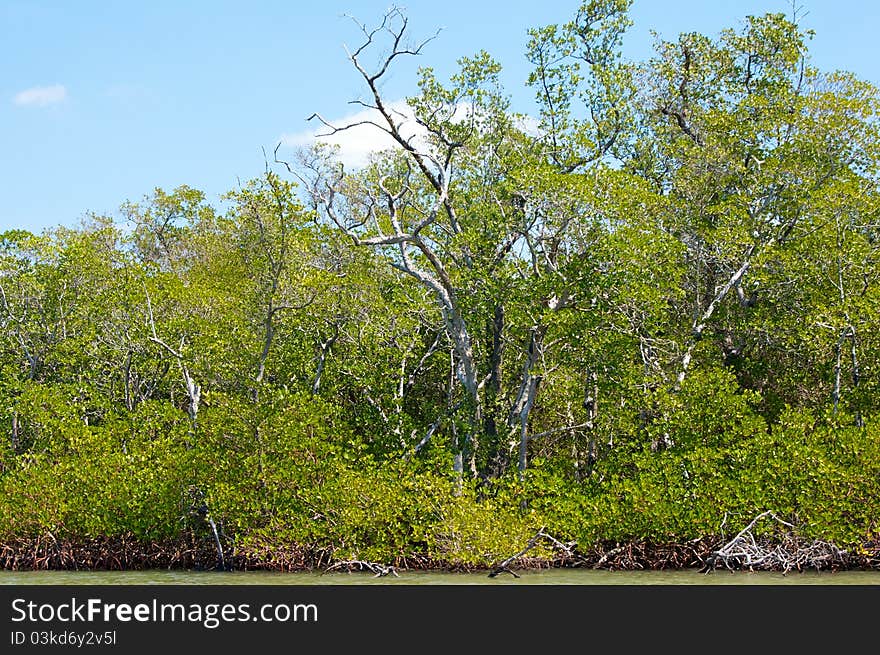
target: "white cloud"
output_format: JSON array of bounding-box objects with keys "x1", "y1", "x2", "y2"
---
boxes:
[
  {"x1": 280, "y1": 100, "x2": 427, "y2": 170},
  {"x1": 512, "y1": 113, "x2": 543, "y2": 139},
  {"x1": 13, "y1": 84, "x2": 67, "y2": 107},
  {"x1": 280, "y1": 100, "x2": 544, "y2": 170}
]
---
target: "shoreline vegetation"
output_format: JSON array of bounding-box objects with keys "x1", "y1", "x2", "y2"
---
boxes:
[
  {"x1": 3, "y1": 3, "x2": 880, "y2": 577},
  {"x1": 3, "y1": 519, "x2": 879, "y2": 575},
  {"x1": 2, "y1": 537, "x2": 878, "y2": 575}
]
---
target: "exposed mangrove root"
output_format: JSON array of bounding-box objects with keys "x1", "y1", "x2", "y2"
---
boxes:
[
  {"x1": 324, "y1": 560, "x2": 399, "y2": 577},
  {"x1": 583, "y1": 538, "x2": 713, "y2": 570},
  {"x1": 1, "y1": 530, "x2": 876, "y2": 573},
  {"x1": 0, "y1": 533, "x2": 222, "y2": 571},
  {"x1": 489, "y1": 527, "x2": 578, "y2": 578},
  {"x1": 591, "y1": 545, "x2": 626, "y2": 570},
  {"x1": 702, "y1": 511, "x2": 850, "y2": 573}
]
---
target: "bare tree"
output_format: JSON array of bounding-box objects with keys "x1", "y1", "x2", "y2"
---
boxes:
[
  {"x1": 280, "y1": 7, "x2": 486, "y2": 478},
  {"x1": 144, "y1": 284, "x2": 201, "y2": 429}
]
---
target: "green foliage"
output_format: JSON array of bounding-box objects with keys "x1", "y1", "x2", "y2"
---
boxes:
[
  {"x1": 522, "y1": 411, "x2": 880, "y2": 548},
  {"x1": 0, "y1": 398, "x2": 192, "y2": 541}
]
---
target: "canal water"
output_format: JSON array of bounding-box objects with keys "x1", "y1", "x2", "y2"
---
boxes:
[{"x1": 1, "y1": 569, "x2": 877, "y2": 584}]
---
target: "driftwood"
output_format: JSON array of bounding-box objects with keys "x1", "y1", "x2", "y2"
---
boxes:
[
  {"x1": 592, "y1": 544, "x2": 627, "y2": 570},
  {"x1": 489, "y1": 527, "x2": 578, "y2": 578},
  {"x1": 324, "y1": 560, "x2": 399, "y2": 577},
  {"x1": 703, "y1": 511, "x2": 849, "y2": 573}
]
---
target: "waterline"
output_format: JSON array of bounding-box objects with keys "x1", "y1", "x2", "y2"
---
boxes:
[{"x1": 1, "y1": 568, "x2": 877, "y2": 585}]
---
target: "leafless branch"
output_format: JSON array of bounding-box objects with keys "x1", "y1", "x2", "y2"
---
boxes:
[
  {"x1": 528, "y1": 422, "x2": 593, "y2": 441},
  {"x1": 324, "y1": 559, "x2": 399, "y2": 577},
  {"x1": 703, "y1": 512, "x2": 848, "y2": 573},
  {"x1": 488, "y1": 527, "x2": 580, "y2": 577}
]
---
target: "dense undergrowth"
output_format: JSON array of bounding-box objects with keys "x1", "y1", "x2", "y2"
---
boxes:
[{"x1": 2, "y1": 390, "x2": 877, "y2": 568}]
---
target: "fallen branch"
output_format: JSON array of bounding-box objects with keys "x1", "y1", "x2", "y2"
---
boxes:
[
  {"x1": 324, "y1": 560, "x2": 399, "y2": 577},
  {"x1": 592, "y1": 544, "x2": 627, "y2": 570},
  {"x1": 488, "y1": 528, "x2": 579, "y2": 578},
  {"x1": 703, "y1": 511, "x2": 849, "y2": 573}
]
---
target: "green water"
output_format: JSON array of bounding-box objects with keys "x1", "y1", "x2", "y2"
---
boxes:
[{"x1": 1, "y1": 569, "x2": 877, "y2": 585}]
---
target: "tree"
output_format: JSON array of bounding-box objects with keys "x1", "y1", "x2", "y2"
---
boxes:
[
  {"x1": 288, "y1": 8, "x2": 512, "y2": 481},
  {"x1": 628, "y1": 12, "x2": 880, "y2": 423},
  {"x1": 290, "y1": 3, "x2": 682, "y2": 481}
]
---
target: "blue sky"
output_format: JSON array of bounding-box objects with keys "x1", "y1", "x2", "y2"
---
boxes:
[{"x1": 3, "y1": 0, "x2": 879, "y2": 233}]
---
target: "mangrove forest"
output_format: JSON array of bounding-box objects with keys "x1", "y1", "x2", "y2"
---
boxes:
[{"x1": 2, "y1": 2, "x2": 880, "y2": 573}]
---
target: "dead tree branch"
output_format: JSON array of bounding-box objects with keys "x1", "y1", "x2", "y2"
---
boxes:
[
  {"x1": 703, "y1": 511, "x2": 849, "y2": 573},
  {"x1": 324, "y1": 559, "x2": 399, "y2": 577},
  {"x1": 488, "y1": 527, "x2": 579, "y2": 577}
]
